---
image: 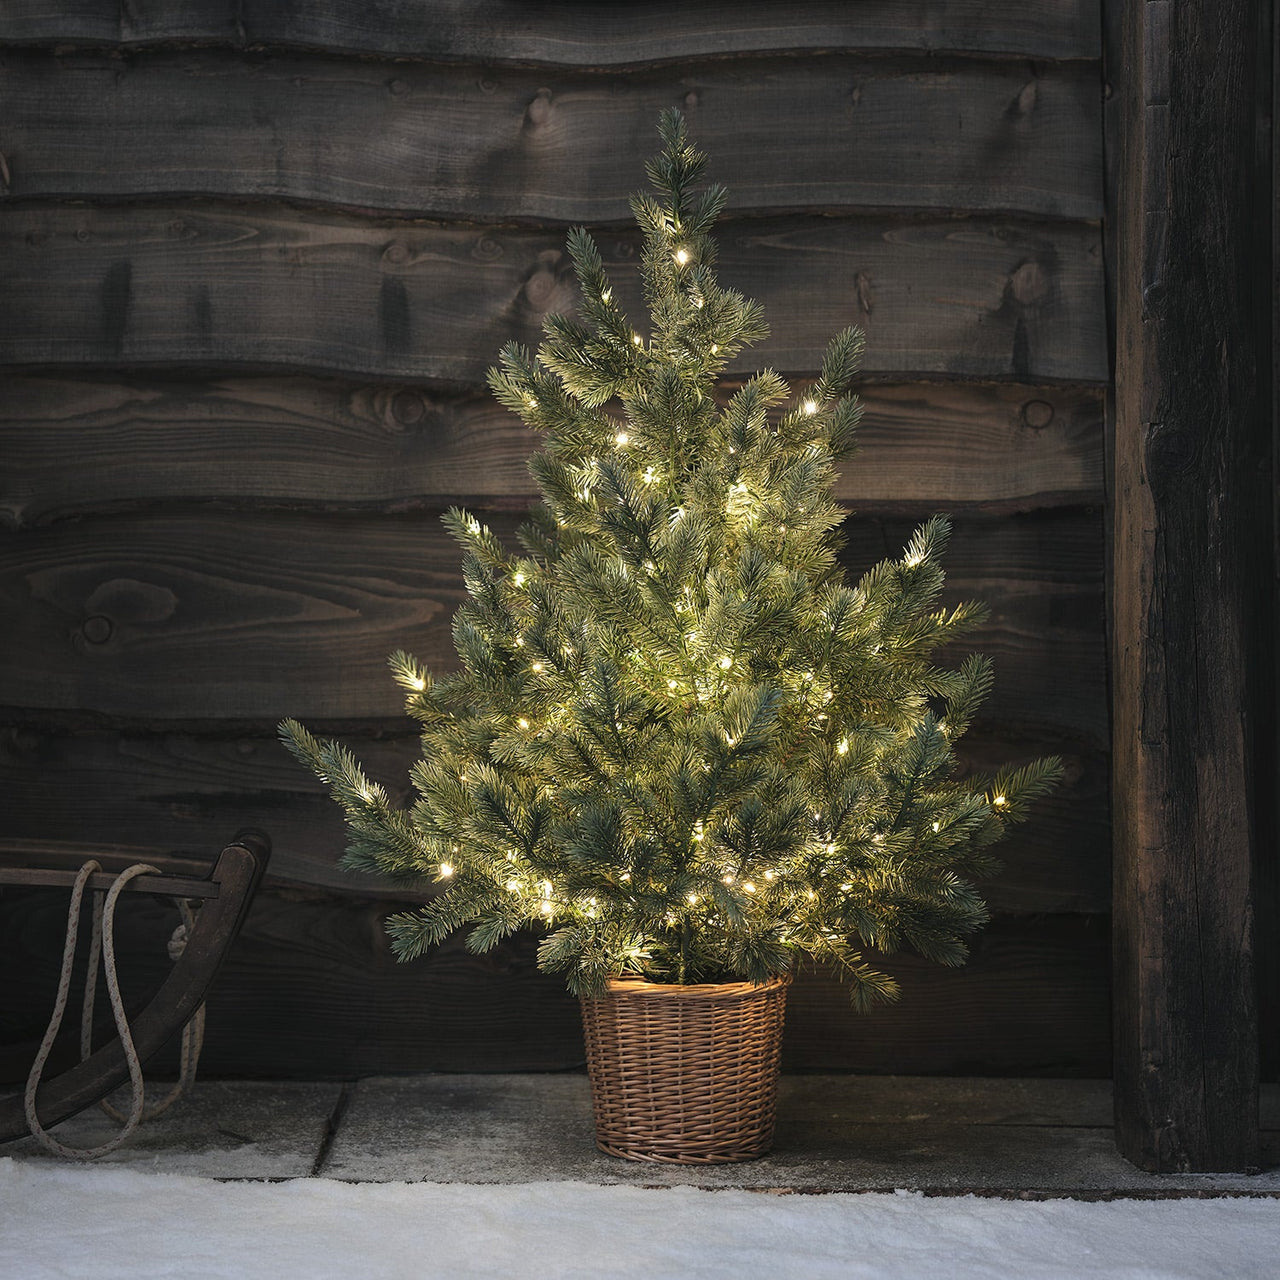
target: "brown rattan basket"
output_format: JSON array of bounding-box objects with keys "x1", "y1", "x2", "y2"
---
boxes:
[{"x1": 580, "y1": 974, "x2": 790, "y2": 1164}]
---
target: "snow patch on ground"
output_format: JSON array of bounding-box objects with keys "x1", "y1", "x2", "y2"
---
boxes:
[{"x1": 1, "y1": 1158, "x2": 1276, "y2": 1279}]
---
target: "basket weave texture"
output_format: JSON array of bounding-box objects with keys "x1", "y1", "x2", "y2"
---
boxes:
[{"x1": 580, "y1": 975, "x2": 790, "y2": 1164}]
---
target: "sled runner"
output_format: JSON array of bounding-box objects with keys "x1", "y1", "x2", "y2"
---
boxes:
[{"x1": 0, "y1": 830, "x2": 270, "y2": 1148}]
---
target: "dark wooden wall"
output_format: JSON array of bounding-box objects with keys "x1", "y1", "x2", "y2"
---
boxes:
[{"x1": 0, "y1": 2, "x2": 1111, "y2": 1077}]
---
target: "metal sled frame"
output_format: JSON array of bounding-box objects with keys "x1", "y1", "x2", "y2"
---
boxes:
[{"x1": 0, "y1": 830, "x2": 270, "y2": 1144}]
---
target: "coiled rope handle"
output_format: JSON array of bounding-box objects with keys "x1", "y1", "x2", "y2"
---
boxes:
[{"x1": 23, "y1": 860, "x2": 206, "y2": 1159}]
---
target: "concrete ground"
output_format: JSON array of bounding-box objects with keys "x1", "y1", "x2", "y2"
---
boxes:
[{"x1": 4, "y1": 1075, "x2": 1278, "y2": 1196}]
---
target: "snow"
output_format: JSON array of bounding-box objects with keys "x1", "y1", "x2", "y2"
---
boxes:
[{"x1": 0, "y1": 1158, "x2": 1276, "y2": 1280}]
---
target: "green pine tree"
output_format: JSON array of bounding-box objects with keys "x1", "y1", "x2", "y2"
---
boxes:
[{"x1": 282, "y1": 111, "x2": 1062, "y2": 1008}]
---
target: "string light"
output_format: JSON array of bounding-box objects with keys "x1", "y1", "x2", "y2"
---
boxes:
[
  {"x1": 517, "y1": 718, "x2": 530, "y2": 730},
  {"x1": 633, "y1": 333, "x2": 644, "y2": 346},
  {"x1": 409, "y1": 675, "x2": 426, "y2": 691},
  {"x1": 722, "y1": 873, "x2": 735, "y2": 884},
  {"x1": 743, "y1": 881, "x2": 757, "y2": 894},
  {"x1": 531, "y1": 661, "x2": 545, "y2": 673},
  {"x1": 601, "y1": 288, "x2": 612, "y2": 303},
  {"x1": 763, "y1": 870, "x2": 775, "y2": 881},
  {"x1": 932, "y1": 821, "x2": 941, "y2": 832},
  {"x1": 439, "y1": 863, "x2": 454, "y2": 878},
  {"x1": 506, "y1": 879, "x2": 520, "y2": 891},
  {"x1": 802, "y1": 399, "x2": 818, "y2": 415},
  {"x1": 615, "y1": 431, "x2": 630, "y2": 446},
  {"x1": 837, "y1": 738, "x2": 849, "y2": 755},
  {"x1": 540, "y1": 901, "x2": 553, "y2": 915},
  {"x1": 466, "y1": 517, "x2": 481, "y2": 535},
  {"x1": 674, "y1": 247, "x2": 690, "y2": 265},
  {"x1": 667, "y1": 679, "x2": 679, "y2": 690},
  {"x1": 710, "y1": 344, "x2": 719, "y2": 354},
  {"x1": 686, "y1": 894, "x2": 698, "y2": 905},
  {"x1": 513, "y1": 571, "x2": 526, "y2": 587},
  {"x1": 718, "y1": 655, "x2": 733, "y2": 670},
  {"x1": 993, "y1": 794, "x2": 1008, "y2": 808}
]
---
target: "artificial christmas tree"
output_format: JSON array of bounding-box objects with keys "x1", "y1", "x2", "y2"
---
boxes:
[{"x1": 282, "y1": 111, "x2": 1061, "y2": 1161}]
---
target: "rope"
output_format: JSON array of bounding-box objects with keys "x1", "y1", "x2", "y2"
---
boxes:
[{"x1": 23, "y1": 861, "x2": 206, "y2": 1159}]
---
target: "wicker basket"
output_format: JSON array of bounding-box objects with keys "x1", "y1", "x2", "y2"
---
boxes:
[{"x1": 580, "y1": 974, "x2": 790, "y2": 1164}]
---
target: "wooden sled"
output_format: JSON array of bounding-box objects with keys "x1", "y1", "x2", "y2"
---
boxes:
[{"x1": 0, "y1": 830, "x2": 270, "y2": 1145}]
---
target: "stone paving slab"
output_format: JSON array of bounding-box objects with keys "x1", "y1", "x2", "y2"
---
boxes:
[
  {"x1": 322, "y1": 1075, "x2": 1280, "y2": 1194},
  {"x1": 1, "y1": 1080, "x2": 340, "y2": 1179},
  {"x1": 3, "y1": 1076, "x2": 1276, "y2": 1192}
]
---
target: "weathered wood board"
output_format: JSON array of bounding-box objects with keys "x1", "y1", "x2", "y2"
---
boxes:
[
  {"x1": 0, "y1": 885, "x2": 1110, "y2": 1078},
  {"x1": 0, "y1": 374, "x2": 1105, "y2": 528},
  {"x1": 1, "y1": 50, "x2": 1103, "y2": 221},
  {"x1": 0, "y1": 729, "x2": 1109, "y2": 914},
  {"x1": 0, "y1": 2, "x2": 1102, "y2": 62},
  {"x1": 0, "y1": 508, "x2": 1105, "y2": 736},
  {"x1": 0, "y1": 206, "x2": 1109, "y2": 383}
]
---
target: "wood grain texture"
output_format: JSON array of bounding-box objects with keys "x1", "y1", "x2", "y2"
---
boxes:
[
  {"x1": 0, "y1": 1, "x2": 1102, "y2": 63},
  {"x1": 1110, "y1": 0, "x2": 1264, "y2": 1170},
  {"x1": 0, "y1": 885, "x2": 1110, "y2": 1078},
  {"x1": 0, "y1": 374, "x2": 1105, "y2": 528},
  {"x1": 0, "y1": 508, "x2": 1106, "y2": 736},
  {"x1": 0, "y1": 728, "x2": 1109, "y2": 914},
  {"x1": 1, "y1": 50, "x2": 1103, "y2": 221},
  {"x1": 0, "y1": 205, "x2": 1109, "y2": 383}
]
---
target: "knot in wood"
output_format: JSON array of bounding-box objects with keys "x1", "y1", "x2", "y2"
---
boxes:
[
  {"x1": 81, "y1": 615, "x2": 113, "y2": 645},
  {"x1": 1009, "y1": 260, "x2": 1049, "y2": 307},
  {"x1": 527, "y1": 88, "x2": 554, "y2": 126},
  {"x1": 388, "y1": 78, "x2": 409, "y2": 98},
  {"x1": 382, "y1": 241, "x2": 411, "y2": 266},
  {"x1": 684, "y1": 91, "x2": 699, "y2": 110},
  {"x1": 391, "y1": 390, "x2": 426, "y2": 425},
  {"x1": 1020, "y1": 399, "x2": 1055, "y2": 430}
]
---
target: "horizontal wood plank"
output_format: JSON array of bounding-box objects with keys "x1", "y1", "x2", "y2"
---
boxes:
[
  {"x1": 0, "y1": 888, "x2": 1109, "y2": 1077},
  {"x1": 0, "y1": 374, "x2": 1105, "y2": 528},
  {"x1": 0, "y1": 728, "x2": 1108, "y2": 914},
  {"x1": 0, "y1": 2, "x2": 1101, "y2": 63},
  {"x1": 0, "y1": 508, "x2": 1105, "y2": 736},
  {"x1": 2, "y1": 50, "x2": 1103, "y2": 221},
  {"x1": 0, "y1": 206, "x2": 1109, "y2": 383}
]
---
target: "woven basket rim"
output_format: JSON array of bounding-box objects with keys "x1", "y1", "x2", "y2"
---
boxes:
[{"x1": 589, "y1": 973, "x2": 792, "y2": 1002}]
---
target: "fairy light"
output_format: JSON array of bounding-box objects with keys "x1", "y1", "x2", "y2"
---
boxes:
[
  {"x1": 642, "y1": 467, "x2": 656, "y2": 484},
  {"x1": 840, "y1": 882, "x2": 852, "y2": 891},
  {"x1": 674, "y1": 247, "x2": 690, "y2": 265},
  {"x1": 710, "y1": 343, "x2": 719, "y2": 354},
  {"x1": 517, "y1": 718, "x2": 530, "y2": 730},
  {"x1": 693, "y1": 821, "x2": 705, "y2": 842},
  {"x1": 825, "y1": 842, "x2": 836, "y2": 855},
  {"x1": 802, "y1": 399, "x2": 818, "y2": 415},
  {"x1": 724, "y1": 733, "x2": 737, "y2": 746},
  {"x1": 633, "y1": 333, "x2": 644, "y2": 346},
  {"x1": 531, "y1": 661, "x2": 545, "y2": 673},
  {"x1": 722, "y1": 873, "x2": 735, "y2": 885},
  {"x1": 515, "y1": 636, "x2": 525, "y2": 647},
  {"x1": 763, "y1": 869, "x2": 775, "y2": 881},
  {"x1": 667, "y1": 679, "x2": 679, "y2": 690},
  {"x1": 513, "y1": 571, "x2": 526, "y2": 587},
  {"x1": 718, "y1": 655, "x2": 733, "y2": 670},
  {"x1": 506, "y1": 879, "x2": 520, "y2": 892},
  {"x1": 993, "y1": 794, "x2": 1008, "y2": 808},
  {"x1": 466, "y1": 517, "x2": 481, "y2": 535},
  {"x1": 540, "y1": 901, "x2": 553, "y2": 915},
  {"x1": 932, "y1": 821, "x2": 941, "y2": 833},
  {"x1": 743, "y1": 881, "x2": 757, "y2": 894},
  {"x1": 620, "y1": 872, "x2": 631, "y2": 883},
  {"x1": 525, "y1": 395, "x2": 538, "y2": 409},
  {"x1": 409, "y1": 675, "x2": 426, "y2": 691},
  {"x1": 837, "y1": 738, "x2": 849, "y2": 755},
  {"x1": 601, "y1": 288, "x2": 612, "y2": 303},
  {"x1": 439, "y1": 862, "x2": 454, "y2": 878},
  {"x1": 615, "y1": 431, "x2": 630, "y2": 446},
  {"x1": 686, "y1": 894, "x2": 698, "y2": 906}
]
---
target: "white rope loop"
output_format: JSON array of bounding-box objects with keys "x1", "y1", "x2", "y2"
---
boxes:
[{"x1": 23, "y1": 861, "x2": 205, "y2": 1159}]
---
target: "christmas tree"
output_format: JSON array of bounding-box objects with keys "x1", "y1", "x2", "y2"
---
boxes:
[{"x1": 282, "y1": 111, "x2": 1061, "y2": 1009}]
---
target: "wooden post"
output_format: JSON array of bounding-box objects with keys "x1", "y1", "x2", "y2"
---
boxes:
[{"x1": 1111, "y1": 0, "x2": 1269, "y2": 1171}]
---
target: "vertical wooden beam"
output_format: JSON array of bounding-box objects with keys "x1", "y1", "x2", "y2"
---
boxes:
[{"x1": 1111, "y1": 0, "x2": 1268, "y2": 1170}]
